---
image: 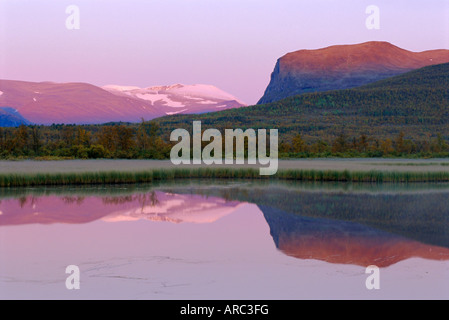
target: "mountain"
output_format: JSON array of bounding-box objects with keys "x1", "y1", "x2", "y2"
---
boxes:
[
  {"x1": 103, "y1": 83, "x2": 246, "y2": 115},
  {"x1": 258, "y1": 41, "x2": 449, "y2": 104},
  {"x1": 154, "y1": 62, "x2": 449, "y2": 142},
  {"x1": 0, "y1": 107, "x2": 31, "y2": 127},
  {"x1": 259, "y1": 205, "x2": 449, "y2": 267},
  {"x1": 0, "y1": 80, "x2": 245, "y2": 125},
  {"x1": 0, "y1": 192, "x2": 244, "y2": 226},
  {"x1": 177, "y1": 183, "x2": 449, "y2": 251},
  {"x1": 0, "y1": 80, "x2": 165, "y2": 125}
]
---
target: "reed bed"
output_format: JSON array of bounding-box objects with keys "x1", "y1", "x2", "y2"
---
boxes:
[{"x1": 0, "y1": 168, "x2": 448, "y2": 187}]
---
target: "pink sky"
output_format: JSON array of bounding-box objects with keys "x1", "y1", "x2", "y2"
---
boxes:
[{"x1": 0, "y1": 0, "x2": 448, "y2": 105}]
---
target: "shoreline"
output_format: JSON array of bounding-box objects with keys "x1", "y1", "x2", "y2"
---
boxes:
[
  {"x1": 0, "y1": 165, "x2": 447, "y2": 187},
  {"x1": 0, "y1": 159, "x2": 448, "y2": 186},
  {"x1": 1, "y1": 158, "x2": 449, "y2": 174}
]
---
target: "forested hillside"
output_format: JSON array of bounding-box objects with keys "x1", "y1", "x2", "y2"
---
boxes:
[{"x1": 0, "y1": 63, "x2": 448, "y2": 159}]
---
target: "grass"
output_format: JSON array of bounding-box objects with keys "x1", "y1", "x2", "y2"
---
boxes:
[
  {"x1": 364, "y1": 162, "x2": 449, "y2": 166},
  {"x1": 0, "y1": 168, "x2": 449, "y2": 187}
]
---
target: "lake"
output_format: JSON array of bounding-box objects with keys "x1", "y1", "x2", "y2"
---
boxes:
[{"x1": 1, "y1": 180, "x2": 448, "y2": 299}]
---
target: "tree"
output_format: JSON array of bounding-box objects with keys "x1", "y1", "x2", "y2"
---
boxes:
[
  {"x1": 395, "y1": 131, "x2": 406, "y2": 153},
  {"x1": 431, "y1": 133, "x2": 448, "y2": 153},
  {"x1": 61, "y1": 126, "x2": 75, "y2": 147},
  {"x1": 357, "y1": 134, "x2": 369, "y2": 153},
  {"x1": 292, "y1": 134, "x2": 308, "y2": 153},
  {"x1": 380, "y1": 138, "x2": 394, "y2": 155},
  {"x1": 0, "y1": 127, "x2": 4, "y2": 151},
  {"x1": 74, "y1": 127, "x2": 91, "y2": 147},
  {"x1": 137, "y1": 119, "x2": 151, "y2": 152},
  {"x1": 98, "y1": 126, "x2": 118, "y2": 155},
  {"x1": 15, "y1": 125, "x2": 29, "y2": 154},
  {"x1": 332, "y1": 134, "x2": 348, "y2": 153},
  {"x1": 311, "y1": 140, "x2": 329, "y2": 154},
  {"x1": 30, "y1": 126, "x2": 42, "y2": 155},
  {"x1": 116, "y1": 125, "x2": 135, "y2": 157}
]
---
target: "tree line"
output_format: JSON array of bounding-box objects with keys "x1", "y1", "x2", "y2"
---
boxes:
[
  {"x1": 0, "y1": 121, "x2": 171, "y2": 159},
  {"x1": 280, "y1": 132, "x2": 449, "y2": 157},
  {"x1": 0, "y1": 122, "x2": 448, "y2": 159}
]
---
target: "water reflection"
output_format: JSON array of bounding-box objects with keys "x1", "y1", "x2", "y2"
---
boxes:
[
  {"x1": 1, "y1": 181, "x2": 449, "y2": 268},
  {"x1": 0, "y1": 192, "x2": 244, "y2": 225},
  {"x1": 260, "y1": 205, "x2": 449, "y2": 268}
]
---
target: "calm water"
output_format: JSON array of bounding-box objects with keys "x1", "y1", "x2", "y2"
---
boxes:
[{"x1": 1, "y1": 181, "x2": 449, "y2": 299}]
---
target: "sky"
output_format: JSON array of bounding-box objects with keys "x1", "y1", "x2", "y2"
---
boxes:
[{"x1": 0, "y1": 0, "x2": 448, "y2": 105}]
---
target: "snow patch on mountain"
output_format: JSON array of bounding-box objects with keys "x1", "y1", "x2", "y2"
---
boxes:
[
  {"x1": 102, "y1": 85, "x2": 141, "y2": 92},
  {"x1": 135, "y1": 93, "x2": 185, "y2": 108},
  {"x1": 166, "y1": 84, "x2": 244, "y2": 103},
  {"x1": 166, "y1": 109, "x2": 188, "y2": 115},
  {"x1": 102, "y1": 83, "x2": 246, "y2": 115}
]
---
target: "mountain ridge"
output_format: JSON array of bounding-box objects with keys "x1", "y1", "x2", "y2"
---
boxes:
[
  {"x1": 258, "y1": 41, "x2": 449, "y2": 104},
  {"x1": 0, "y1": 80, "x2": 246, "y2": 125},
  {"x1": 0, "y1": 107, "x2": 31, "y2": 127},
  {"x1": 154, "y1": 62, "x2": 449, "y2": 142},
  {"x1": 103, "y1": 83, "x2": 246, "y2": 116}
]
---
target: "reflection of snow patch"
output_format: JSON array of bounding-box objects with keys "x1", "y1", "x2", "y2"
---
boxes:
[
  {"x1": 102, "y1": 192, "x2": 247, "y2": 224},
  {"x1": 0, "y1": 91, "x2": 4, "y2": 96},
  {"x1": 33, "y1": 98, "x2": 37, "y2": 102}
]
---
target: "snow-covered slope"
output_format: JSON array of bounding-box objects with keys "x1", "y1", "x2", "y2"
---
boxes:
[
  {"x1": 0, "y1": 80, "x2": 247, "y2": 125},
  {"x1": 103, "y1": 83, "x2": 246, "y2": 115}
]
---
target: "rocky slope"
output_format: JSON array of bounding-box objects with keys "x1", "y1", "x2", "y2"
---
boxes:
[{"x1": 258, "y1": 41, "x2": 449, "y2": 104}]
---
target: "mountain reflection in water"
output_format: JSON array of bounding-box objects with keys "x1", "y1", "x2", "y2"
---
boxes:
[
  {"x1": 259, "y1": 205, "x2": 449, "y2": 267},
  {"x1": 1, "y1": 184, "x2": 449, "y2": 268},
  {"x1": 0, "y1": 192, "x2": 244, "y2": 225}
]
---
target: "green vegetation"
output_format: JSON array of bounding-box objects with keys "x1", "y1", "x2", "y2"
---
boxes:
[
  {"x1": 0, "y1": 63, "x2": 448, "y2": 159},
  {"x1": 0, "y1": 121, "x2": 172, "y2": 159},
  {"x1": 0, "y1": 168, "x2": 448, "y2": 187},
  {"x1": 153, "y1": 63, "x2": 449, "y2": 158},
  {"x1": 364, "y1": 162, "x2": 449, "y2": 166}
]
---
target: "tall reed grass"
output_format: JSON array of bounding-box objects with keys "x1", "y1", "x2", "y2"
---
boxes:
[{"x1": 0, "y1": 168, "x2": 448, "y2": 187}]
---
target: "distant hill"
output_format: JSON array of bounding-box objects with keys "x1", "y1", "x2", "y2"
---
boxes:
[
  {"x1": 103, "y1": 83, "x2": 246, "y2": 116},
  {"x1": 153, "y1": 62, "x2": 449, "y2": 142},
  {"x1": 0, "y1": 80, "x2": 164, "y2": 125},
  {"x1": 0, "y1": 80, "x2": 245, "y2": 125},
  {"x1": 0, "y1": 107, "x2": 31, "y2": 127},
  {"x1": 258, "y1": 41, "x2": 449, "y2": 104}
]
